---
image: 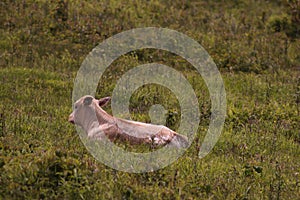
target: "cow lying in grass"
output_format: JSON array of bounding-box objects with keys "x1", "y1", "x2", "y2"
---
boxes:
[{"x1": 68, "y1": 95, "x2": 189, "y2": 148}]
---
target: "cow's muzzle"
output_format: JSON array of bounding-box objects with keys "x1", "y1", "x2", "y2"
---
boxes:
[{"x1": 68, "y1": 113, "x2": 75, "y2": 124}]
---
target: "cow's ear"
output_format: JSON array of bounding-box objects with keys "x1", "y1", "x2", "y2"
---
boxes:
[
  {"x1": 83, "y1": 96, "x2": 93, "y2": 105},
  {"x1": 98, "y1": 97, "x2": 111, "y2": 107}
]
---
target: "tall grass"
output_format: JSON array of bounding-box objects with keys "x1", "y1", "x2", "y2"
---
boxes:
[{"x1": 0, "y1": 0, "x2": 299, "y2": 199}]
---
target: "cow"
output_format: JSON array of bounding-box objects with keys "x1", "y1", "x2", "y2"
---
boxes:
[{"x1": 68, "y1": 95, "x2": 189, "y2": 148}]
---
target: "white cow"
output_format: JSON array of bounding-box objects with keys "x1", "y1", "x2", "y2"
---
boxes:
[{"x1": 68, "y1": 95, "x2": 189, "y2": 148}]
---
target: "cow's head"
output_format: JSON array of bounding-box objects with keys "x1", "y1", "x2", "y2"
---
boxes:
[{"x1": 68, "y1": 95, "x2": 111, "y2": 127}]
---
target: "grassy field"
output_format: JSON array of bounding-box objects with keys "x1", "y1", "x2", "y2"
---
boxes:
[{"x1": 0, "y1": 0, "x2": 299, "y2": 199}]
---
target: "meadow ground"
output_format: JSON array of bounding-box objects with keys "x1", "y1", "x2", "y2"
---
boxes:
[{"x1": 0, "y1": 1, "x2": 299, "y2": 199}]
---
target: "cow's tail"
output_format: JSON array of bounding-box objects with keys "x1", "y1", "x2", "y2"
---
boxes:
[{"x1": 169, "y1": 133, "x2": 189, "y2": 148}]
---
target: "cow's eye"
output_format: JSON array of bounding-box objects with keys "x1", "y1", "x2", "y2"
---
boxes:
[{"x1": 74, "y1": 105, "x2": 78, "y2": 109}]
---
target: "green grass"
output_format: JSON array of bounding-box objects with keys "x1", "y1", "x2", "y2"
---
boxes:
[{"x1": 0, "y1": 0, "x2": 299, "y2": 199}]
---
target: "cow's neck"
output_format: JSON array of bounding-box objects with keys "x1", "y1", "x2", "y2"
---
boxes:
[{"x1": 94, "y1": 105, "x2": 115, "y2": 125}]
